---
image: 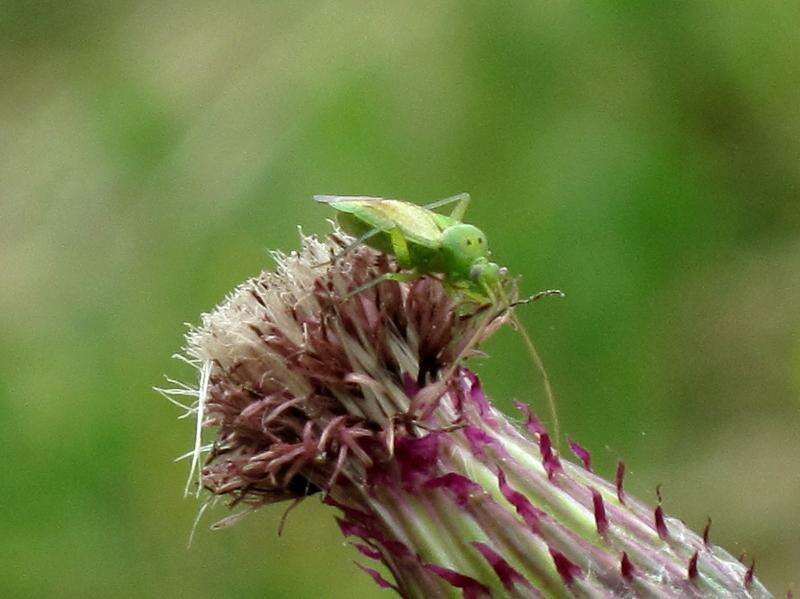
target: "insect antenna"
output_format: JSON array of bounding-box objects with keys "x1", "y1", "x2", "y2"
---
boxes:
[
  {"x1": 510, "y1": 289, "x2": 565, "y2": 308},
  {"x1": 507, "y1": 310, "x2": 561, "y2": 449},
  {"x1": 496, "y1": 285, "x2": 563, "y2": 449}
]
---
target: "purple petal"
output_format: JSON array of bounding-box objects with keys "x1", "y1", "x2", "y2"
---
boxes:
[
  {"x1": 425, "y1": 473, "x2": 482, "y2": 508},
  {"x1": 463, "y1": 425, "x2": 505, "y2": 460},
  {"x1": 353, "y1": 542, "x2": 382, "y2": 560},
  {"x1": 615, "y1": 461, "x2": 626, "y2": 504},
  {"x1": 549, "y1": 548, "x2": 582, "y2": 585},
  {"x1": 395, "y1": 432, "x2": 441, "y2": 488},
  {"x1": 620, "y1": 552, "x2": 636, "y2": 581},
  {"x1": 381, "y1": 539, "x2": 412, "y2": 560},
  {"x1": 703, "y1": 517, "x2": 711, "y2": 547},
  {"x1": 402, "y1": 372, "x2": 420, "y2": 398},
  {"x1": 590, "y1": 488, "x2": 608, "y2": 536},
  {"x1": 354, "y1": 561, "x2": 399, "y2": 591},
  {"x1": 538, "y1": 433, "x2": 562, "y2": 479},
  {"x1": 687, "y1": 552, "x2": 699, "y2": 581},
  {"x1": 497, "y1": 469, "x2": 544, "y2": 533},
  {"x1": 472, "y1": 541, "x2": 535, "y2": 593},
  {"x1": 463, "y1": 370, "x2": 498, "y2": 428},
  {"x1": 324, "y1": 495, "x2": 375, "y2": 523},
  {"x1": 568, "y1": 438, "x2": 592, "y2": 471},
  {"x1": 336, "y1": 518, "x2": 411, "y2": 559},
  {"x1": 744, "y1": 561, "x2": 755, "y2": 589},
  {"x1": 654, "y1": 506, "x2": 669, "y2": 540},
  {"x1": 424, "y1": 563, "x2": 492, "y2": 599},
  {"x1": 514, "y1": 401, "x2": 546, "y2": 435},
  {"x1": 337, "y1": 518, "x2": 373, "y2": 541}
]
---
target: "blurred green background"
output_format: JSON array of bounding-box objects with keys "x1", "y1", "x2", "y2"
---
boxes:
[{"x1": 2, "y1": 1, "x2": 798, "y2": 596}]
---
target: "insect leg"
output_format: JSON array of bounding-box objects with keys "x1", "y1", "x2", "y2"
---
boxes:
[
  {"x1": 387, "y1": 227, "x2": 413, "y2": 268},
  {"x1": 312, "y1": 227, "x2": 381, "y2": 268},
  {"x1": 342, "y1": 271, "x2": 420, "y2": 301},
  {"x1": 423, "y1": 193, "x2": 471, "y2": 221}
]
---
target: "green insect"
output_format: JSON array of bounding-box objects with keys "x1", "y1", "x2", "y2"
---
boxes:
[
  {"x1": 315, "y1": 192, "x2": 563, "y2": 442},
  {"x1": 315, "y1": 193, "x2": 515, "y2": 305}
]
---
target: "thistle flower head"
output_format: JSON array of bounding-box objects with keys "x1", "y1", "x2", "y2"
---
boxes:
[{"x1": 172, "y1": 229, "x2": 773, "y2": 598}]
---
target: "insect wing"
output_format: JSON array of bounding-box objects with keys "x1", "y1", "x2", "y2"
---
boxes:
[
  {"x1": 313, "y1": 195, "x2": 386, "y2": 204},
  {"x1": 361, "y1": 200, "x2": 441, "y2": 249},
  {"x1": 325, "y1": 200, "x2": 396, "y2": 231},
  {"x1": 314, "y1": 195, "x2": 398, "y2": 231},
  {"x1": 315, "y1": 196, "x2": 441, "y2": 248}
]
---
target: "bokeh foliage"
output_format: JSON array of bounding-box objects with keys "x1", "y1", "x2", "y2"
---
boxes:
[{"x1": 1, "y1": 2, "x2": 798, "y2": 596}]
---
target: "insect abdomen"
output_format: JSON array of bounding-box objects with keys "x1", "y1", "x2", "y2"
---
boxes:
[{"x1": 337, "y1": 211, "x2": 439, "y2": 269}]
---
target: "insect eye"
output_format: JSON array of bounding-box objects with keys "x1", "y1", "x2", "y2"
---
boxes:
[
  {"x1": 478, "y1": 238, "x2": 483, "y2": 244},
  {"x1": 466, "y1": 239, "x2": 472, "y2": 246}
]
